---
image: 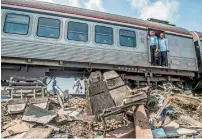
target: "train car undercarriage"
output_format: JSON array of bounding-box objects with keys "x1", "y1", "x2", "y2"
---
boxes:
[{"x1": 2, "y1": 57, "x2": 202, "y2": 91}]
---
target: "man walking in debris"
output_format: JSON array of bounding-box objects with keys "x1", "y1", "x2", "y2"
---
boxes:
[
  {"x1": 52, "y1": 77, "x2": 57, "y2": 95},
  {"x1": 72, "y1": 77, "x2": 83, "y2": 94}
]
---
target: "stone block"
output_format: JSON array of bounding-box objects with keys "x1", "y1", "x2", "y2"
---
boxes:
[{"x1": 90, "y1": 91, "x2": 115, "y2": 115}]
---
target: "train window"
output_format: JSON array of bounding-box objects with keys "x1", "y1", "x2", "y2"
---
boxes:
[
  {"x1": 67, "y1": 21, "x2": 88, "y2": 42},
  {"x1": 95, "y1": 25, "x2": 113, "y2": 45},
  {"x1": 37, "y1": 17, "x2": 60, "y2": 39},
  {"x1": 3, "y1": 13, "x2": 30, "y2": 35},
  {"x1": 119, "y1": 29, "x2": 136, "y2": 47}
]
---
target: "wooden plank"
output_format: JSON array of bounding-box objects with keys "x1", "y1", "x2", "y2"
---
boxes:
[
  {"x1": 7, "y1": 86, "x2": 46, "y2": 90},
  {"x1": 134, "y1": 105, "x2": 153, "y2": 138},
  {"x1": 10, "y1": 82, "x2": 45, "y2": 86}
]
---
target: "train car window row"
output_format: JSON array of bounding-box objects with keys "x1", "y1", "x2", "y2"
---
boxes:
[
  {"x1": 3, "y1": 13, "x2": 137, "y2": 48},
  {"x1": 95, "y1": 25, "x2": 113, "y2": 45},
  {"x1": 67, "y1": 21, "x2": 88, "y2": 42},
  {"x1": 120, "y1": 29, "x2": 136, "y2": 47},
  {"x1": 3, "y1": 13, "x2": 30, "y2": 35},
  {"x1": 37, "y1": 17, "x2": 60, "y2": 39}
]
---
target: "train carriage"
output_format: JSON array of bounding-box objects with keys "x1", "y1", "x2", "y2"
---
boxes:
[{"x1": 1, "y1": 0, "x2": 202, "y2": 88}]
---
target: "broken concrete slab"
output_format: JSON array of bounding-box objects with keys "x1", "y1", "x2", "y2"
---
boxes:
[
  {"x1": 163, "y1": 121, "x2": 197, "y2": 137},
  {"x1": 89, "y1": 71, "x2": 103, "y2": 83},
  {"x1": 3, "y1": 120, "x2": 22, "y2": 130},
  {"x1": 55, "y1": 108, "x2": 82, "y2": 124},
  {"x1": 103, "y1": 70, "x2": 119, "y2": 80},
  {"x1": 90, "y1": 91, "x2": 115, "y2": 115},
  {"x1": 29, "y1": 97, "x2": 49, "y2": 109},
  {"x1": 22, "y1": 104, "x2": 56, "y2": 124},
  {"x1": 89, "y1": 81, "x2": 108, "y2": 97},
  {"x1": 180, "y1": 115, "x2": 202, "y2": 127},
  {"x1": 22, "y1": 128, "x2": 53, "y2": 138},
  {"x1": 109, "y1": 85, "x2": 131, "y2": 106},
  {"x1": 134, "y1": 105, "x2": 153, "y2": 138},
  {"x1": 7, "y1": 99, "x2": 27, "y2": 114},
  {"x1": 2, "y1": 120, "x2": 34, "y2": 138},
  {"x1": 105, "y1": 77, "x2": 125, "y2": 90}
]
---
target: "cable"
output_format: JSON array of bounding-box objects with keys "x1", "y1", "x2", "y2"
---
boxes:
[{"x1": 192, "y1": 80, "x2": 202, "y2": 91}]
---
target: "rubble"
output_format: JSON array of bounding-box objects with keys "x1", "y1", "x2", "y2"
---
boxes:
[
  {"x1": 55, "y1": 107, "x2": 82, "y2": 124},
  {"x1": 2, "y1": 120, "x2": 34, "y2": 138},
  {"x1": 22, "y1": 104, "x2": 57, "y2": 124},
  {"x1": 163, "y1": 121, "x2": 198, "y2": 137},
  {"x1": 29, "y1": 97, "x2": 49, "y2": 109},
  {"x1": 22, "y1": 128, "x2": 53, "y2": 138},
  {"x1": 1, "y1": 70, "x2": 202, "y2": 138},
  {"x1": 97, "y1": 123, "x2": 135, "y2": 138},
  {"x1": 7, "y1": 99, "x2": 27, "y2": 114}
]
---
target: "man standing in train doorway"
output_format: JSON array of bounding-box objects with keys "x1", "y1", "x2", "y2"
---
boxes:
[
  {"x1": 72, "y1": 77, "x2": 83, "y2": 94},
  {"x1": 148, "y1": 30, "x2": 158, "y2": 65}
]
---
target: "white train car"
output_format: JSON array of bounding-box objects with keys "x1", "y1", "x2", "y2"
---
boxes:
[{"x1": 1, "y1": 0, "x2": 202, "y2": 88}]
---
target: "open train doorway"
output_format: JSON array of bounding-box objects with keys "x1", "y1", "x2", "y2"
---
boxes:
[{"x1": 148, "y1": 28, "x2": 168, "y2": 67}]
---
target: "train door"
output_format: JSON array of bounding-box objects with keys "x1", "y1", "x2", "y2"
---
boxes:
[{"x1": 148, "y1": 29, "x2": 169, "y2": 67}]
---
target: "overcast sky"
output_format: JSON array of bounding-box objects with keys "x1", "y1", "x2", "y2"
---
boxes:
[{"x1": 36, "y1": 0, "x2": 202, "y2": 32}]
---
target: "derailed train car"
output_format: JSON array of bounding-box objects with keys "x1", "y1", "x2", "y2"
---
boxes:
[{"x1": 1, "y1": 0, "x2": 202, "y2": 89}]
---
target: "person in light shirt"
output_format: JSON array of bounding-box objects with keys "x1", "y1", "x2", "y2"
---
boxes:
[
  {"x1": 158, "y1": 32, "x2": 168, "y2": 66},
  {"x1": 72, "y1": 77, "x2": 83, "y2": 94},
  {"x1": 148, "y1": 30, "x2": 158, "y2": 65}
]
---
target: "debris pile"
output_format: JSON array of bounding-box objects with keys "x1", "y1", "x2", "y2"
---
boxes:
[
  {"x1": 149, "y1": 90, "x2": 202, "y2": 138},
  {"x1": 1, "y1": 71, "x2": 202, "y2": 138}
]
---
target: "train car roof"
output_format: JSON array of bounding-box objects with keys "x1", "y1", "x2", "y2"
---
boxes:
[{"x1": 2, "y1": 0, "x2": 191, "y2": 37}]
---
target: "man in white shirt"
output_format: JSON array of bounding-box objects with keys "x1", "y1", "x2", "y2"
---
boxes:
[{"x1": 72, "y1": 77, "x2": 83, "y2": 94}]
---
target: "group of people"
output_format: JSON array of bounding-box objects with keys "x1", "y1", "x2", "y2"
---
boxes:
[
  {"x1": 52, "y1": 77, "x2": 85, "y2": 95},
  {"x1": 149, "y1": 30, "x2": 168, "y2": 66}
]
